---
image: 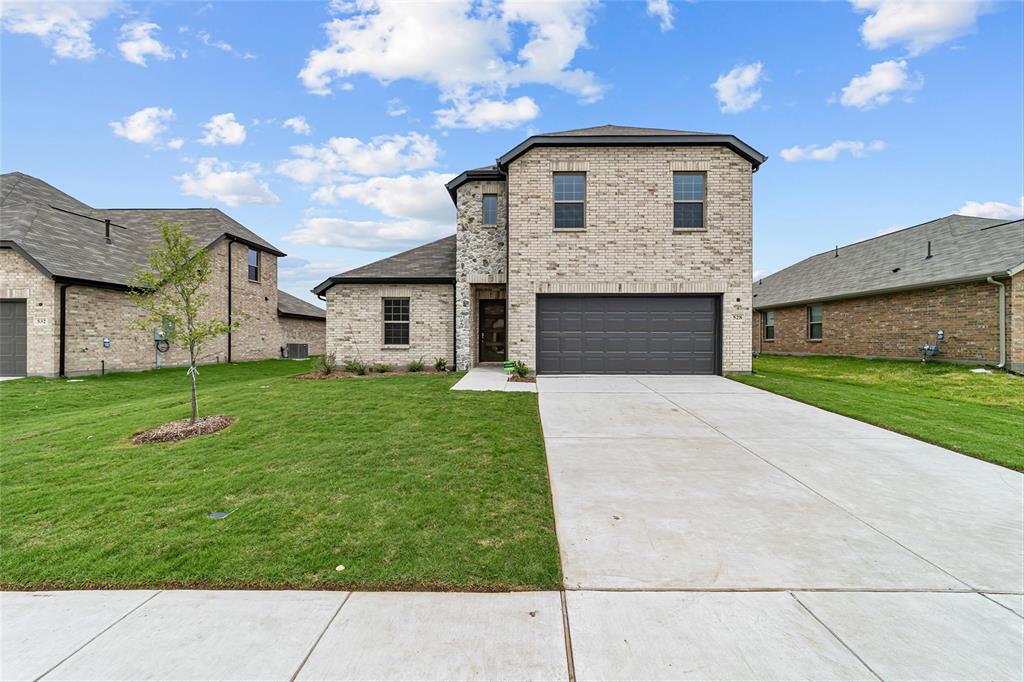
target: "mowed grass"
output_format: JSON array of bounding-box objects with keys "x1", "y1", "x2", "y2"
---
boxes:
[
  {"x1": 0, "y1": 360, "x2": 560, "y2": 590},
  {"x1": 732, "y1": 355, "x2": 1024, "y2": 471}
]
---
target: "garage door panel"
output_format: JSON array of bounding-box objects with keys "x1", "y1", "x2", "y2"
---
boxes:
[{"x1": 537, "y1": 296, "x2": 720, "y2": 375}]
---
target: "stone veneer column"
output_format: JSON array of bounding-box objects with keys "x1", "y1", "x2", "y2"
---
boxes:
[{"x1": 455, "y1": 180, "x2": 508, "y2": 370}]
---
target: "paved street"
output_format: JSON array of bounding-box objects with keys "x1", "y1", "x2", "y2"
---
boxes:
[{"x1": 3, "y1": 375, "x2": 1022, "y2": 681}]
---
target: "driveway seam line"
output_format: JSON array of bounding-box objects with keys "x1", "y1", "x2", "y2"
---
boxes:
[
  {"x1": 651, "y1": 386, "x2": 978, "y2": 593},
  {"x1": 562, "y1": 586, "x2": 986, "y2": 593},
  {"x1": 35, "y1": 589, "x2": 163, "y2": 682},
  {"x1": 288, "y1": 591, "x2": 352, "y2": 682},
  {"x1": 559, "y1": 591, "x2": 577, "y2": 682},
  {"x1": 789, "y1": 592, "x2": 884, "y2": 681},
  {"x1": 979, "y1": 592, "x2": 1024, "y2": 619}
]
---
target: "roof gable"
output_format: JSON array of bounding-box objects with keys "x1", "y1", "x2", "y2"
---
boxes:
[{"x1": 753, "y1": 215, "x2": 1024, "y2": 309}]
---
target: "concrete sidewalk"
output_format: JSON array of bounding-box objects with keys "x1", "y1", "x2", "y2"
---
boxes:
[{"x1": 3, "y1": 588, "x2": 1022, "y2": 681}]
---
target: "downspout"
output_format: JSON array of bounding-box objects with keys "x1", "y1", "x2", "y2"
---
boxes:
[
  {"x1": 986, "y1": 276, "x2": 1006, "y2": 369},
  {"x1": 58, "y1": 283, "x2": 71, "y2": 377},
  {"x1": 226, "y1": 237, "x2": 234, "y2": 362}
]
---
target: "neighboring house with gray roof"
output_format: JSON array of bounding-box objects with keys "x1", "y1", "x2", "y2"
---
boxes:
[
  {"x1": 0, "y1": 172, "x2": 324, "y2": 376},
  {"x1": 314, "y1": 124, "x2": 766, "y2": 374},
  {"x1": 752, "y1": 215, "x2": 1024, "y2": 372}
]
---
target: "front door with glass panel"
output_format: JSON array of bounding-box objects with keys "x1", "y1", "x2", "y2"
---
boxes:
[{"x1": 478, "y1": 299, "x2": 506, "y2": 362}]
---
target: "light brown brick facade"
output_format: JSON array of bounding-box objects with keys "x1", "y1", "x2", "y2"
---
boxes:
[
  {"x1": 2, "y1": 241, "x2": 323, "y2": 376},
  {"x1": 506, "y1": 145, "x2": 753, "y2": 373},
  {"x1": 279, "y1": 316, "x2": 326, "y2": 357},
  {"x1": 325, "y1": 283, "x2": 454, "y2": 367},
  {"x1": 752, "y1": 277, "x2": 1020, "y2": 370}
]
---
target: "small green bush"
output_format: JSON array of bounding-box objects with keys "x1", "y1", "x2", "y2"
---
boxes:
[
  {"x1": 312, "y1": 352, "x2": 337, "y2": 376},
  {"x1": 371, "y1": 363, "x2": 393, "y2": 373},
  {"x1": 434, "y1": 357, "x2": 448, "y2": 372},
  {"x1": 512, "y1": 360, "x2": 529, "y2": 378},
  {"x1": 344, "y1": 359, "x2": 368, "y2": 376},
  {"x1": 407, "y1": 359, "x2": 425, "y2": 372}
]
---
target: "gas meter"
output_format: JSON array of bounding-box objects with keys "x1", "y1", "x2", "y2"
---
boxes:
[{"x1": 154, "y1": 328, "x2": 170, "y2": 353}]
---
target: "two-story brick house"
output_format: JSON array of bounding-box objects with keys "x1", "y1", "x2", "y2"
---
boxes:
[
  {"x1": 0, "y1": 172, "x2": 325, "y2": 377},
  {"x1": 314, "y1": 125, "x2": 766, "y2": 374}
]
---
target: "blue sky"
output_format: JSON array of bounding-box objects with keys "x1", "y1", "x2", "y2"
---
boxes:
[{"x1": 3, "y1": 0, "x2": 1022, "y2": 302}]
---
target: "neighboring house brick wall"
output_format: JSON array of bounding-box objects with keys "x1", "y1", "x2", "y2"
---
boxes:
[
  {"x1": 0, "y1": 249, "x2": 58, "y2": 375},
  {"x1": 753, "y1": 279, "x2": 1009, "y2": 365},
  {"x1": 455, "y1": 180, "x2": 508, "y2": 370},
  {"x1": 279, "y1": 316, "x2": 326, "y2": 356},
  {"x1": 506, "y1": 145, "x2": 753, "y2": 373},
  {"x1": 326, "y1": 283, "x2": 454, "y2": 366},
  {"x1": 225, "y1": 240, "x2": 280, "y2": 361}
]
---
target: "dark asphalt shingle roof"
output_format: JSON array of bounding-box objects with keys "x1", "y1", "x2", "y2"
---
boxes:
[
  {"x1": 277, "y1": 290, "x2": 326, "y2": 319},
  {"x1": 543, "y1": 124, "x2": 716, "y2": 136},
  {"x1": 312, "y1": 235, "x2": 455, "y2": 294},
  {"x1": 0, "y1": 172, "x2": 284, "y2": 288},
  {"x1": 753, "y1": 215, "x2": 1024, "y2": 309}
]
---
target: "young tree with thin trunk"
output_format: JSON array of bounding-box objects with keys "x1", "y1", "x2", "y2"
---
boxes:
[{"x1": 128, "y1": 221, "x2": 237, "y2": 424}]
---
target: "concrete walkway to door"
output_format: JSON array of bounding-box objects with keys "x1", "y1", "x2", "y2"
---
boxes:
[{"x1": 538, "y1": 373, "x2": 1024, "y2": 679}]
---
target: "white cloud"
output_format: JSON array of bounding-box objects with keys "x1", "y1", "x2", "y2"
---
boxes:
[
  {"x1": 176, "y1": 158, "x2": 279, "y2": 207},
  {"x1": 167, "y1": 137, "x2": 185, "y2": 150},
  {"x1": 956, "y1": 197, "x2": 1024, "y2": 220},
  {"x1": 285, "y1": 216, "x2": 452, "y2": 251},
  {"x1": 386, "y1": 98, "x2": 408, "y2": 117},
  {"x1": 647, "y1": 0, "x2": 673, "y2": 31},
  {"x1": 196, "y1": 29, "x2": 255, "y2": 58},
  {"x1": 852, "y1": 0, "x2": 987, "y2": 56},
  {"x1": 283, "y1": 116, "x2": 312, "y2": 136},
  {"x1": 276, "y1": 132, "x2": 440, "y2": 184},
  {"x1": 118, "y1": 21, "x2": 175, "y2": 66},
  {"x1": 435, "y1": 95, "x2": 540, "y2": 130},
  {"x1": 199, "y1": 113, "x2": 247, "y2": 146},
  {"x1": 780, "y1": 139, "x2": 886, "y2": 162},
  {"x1": 299, "y1": 0, "x2": 601, "y2": 126},
  {"x1": 753, "y1": 269, "x2": 772, "y2": 281},
  {"x1": 712, "y1": 62, "x2": 763, "y2": 114},
  {"x1": 316, "y1": 172, "x2": 454, "y2": 221},
  {"x1": 277, "y1": 256, "x2": 348, "y2": 300},
  {"x1": 0, "y1": 1, "x2": 114, "y2": 60},
  {"x1": 109, "y1": 107, "x2": 175, "y2": 144},
  {"x1": 840, "y1": 59, "x2": 922, "y2": 109}
]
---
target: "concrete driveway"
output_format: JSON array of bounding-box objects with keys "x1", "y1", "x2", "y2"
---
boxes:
[{"x1": 538, "y1": 374, "x2": 1024, "y2": 679}]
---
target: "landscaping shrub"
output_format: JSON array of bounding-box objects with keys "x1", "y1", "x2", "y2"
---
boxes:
[
  {"x1": 434, "y1": 357, "x2": 448, "y2": 372},
  {"x1": 512, "y1": 360, "x2": 530, "y2": 378},
  {"x1": 311, "y1": 352, "x2": 337, "y2": 376},
  {"x1": 344, "y1": 359, "x2": 368, "y2": 376},
  {"x1": 371, "y1": 363, "x2": 393, "y2": 373},
  {"x1": 407, "y1": 359, "x2": 425, "y2": 372}
]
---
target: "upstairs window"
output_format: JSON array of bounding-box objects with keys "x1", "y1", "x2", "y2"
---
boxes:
[
  {"x1": 553, "y1": 173, "x2": 586, "y2": 229},
  {"x1": 763, "y1": 311, "x2": 775, "y2": 340},
  {"x1": 808, "y1": 305, "x2": 823, "y2": 340},
  {"x1": 673, "y1": 172, "x2": 705, "y2": 229},
  {"x1": 247, "y1": 248, "x2": 260, "y2": 281},
  {"x1": 482, "y1": 194, "x2": 498, "y2": 226},
  {"x1": 383, "y1": 298, "x2": 410, "y2": 345}
]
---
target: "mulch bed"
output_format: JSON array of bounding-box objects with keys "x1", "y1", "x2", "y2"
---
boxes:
[
  {"x1": 508, "y1": 375, "x2": 537, "y2": 383},
  {"x1": 294, "y1": 369, "x2": 450, "y2": 380},
  {"x1": 131, "y1": 415, "x2": 236, "y2": 444}
]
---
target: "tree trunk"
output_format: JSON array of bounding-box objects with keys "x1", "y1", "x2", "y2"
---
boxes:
[{"x1": 189, "y1": 361, "x2": 198, "y2": 424}]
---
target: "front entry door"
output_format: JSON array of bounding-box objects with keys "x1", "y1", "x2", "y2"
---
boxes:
[{"x1": 478, "y1": 299, "x2": 506, "y2": 362}]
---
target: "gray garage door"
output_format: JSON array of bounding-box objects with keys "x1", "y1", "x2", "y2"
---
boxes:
[
  {"x1": 536, "y1": 295, "x2": 720, "y2": 375},
  {"x1": 0, "y1": 300, "x2": 28, "y2": 377}
]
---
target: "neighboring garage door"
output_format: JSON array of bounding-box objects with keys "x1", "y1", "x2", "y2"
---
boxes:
[
  {"x1": 0, "y1": 300, "x2": 28, "y2": 377},
  {"x1": 536, "y1": 295, "x2": 720, "y2": 375}
]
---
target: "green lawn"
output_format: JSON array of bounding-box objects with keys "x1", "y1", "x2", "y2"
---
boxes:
[
  {"x1": 732, "y1": 355, "x2": 1024, "y2": 471},
  {"x1": 0, "y1": 360, "x2": 560, "y2": 591}
]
